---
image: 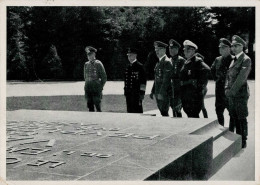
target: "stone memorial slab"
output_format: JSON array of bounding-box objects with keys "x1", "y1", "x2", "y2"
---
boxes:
[{"x1": 6, "y1": 110, "x2": 241, "y2": 180}]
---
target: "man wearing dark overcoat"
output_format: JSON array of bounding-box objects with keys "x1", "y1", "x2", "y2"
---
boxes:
[
  {"x1": 168, "y1": 39, "x2": 185, "y2": 117},
  {"x1": 124, "y1": 48, "x2": 147, "y2": 113},
  {"x1": 179, "y1": 40, "x2": 210, "y2": 118},
  {"x1": 225, "y1": 35, "x2": 251, "y2": 148},
  {"x1": 150, "y1": 41, "x2": 173, "y2": 116},
  {"x1": 211, "y1": 38, "x2": 233, "y2": 126},
  {"x1": 84, "y1": 46, "x2": 107, "y2": 112}
]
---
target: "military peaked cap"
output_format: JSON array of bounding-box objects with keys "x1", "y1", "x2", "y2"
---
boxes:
[
  {"x1": 154, "y1": 41, "x2": 168, "y2": 48},
  {"x1": 231, "y1": 35, "x2": 247, "y2": 47},
  {"x1": 183, "y1": 40, "x2": 198, "y2": 50},
  {"x1": 219, "y1": 38, "x2": 231, "y2": 48},
  {"x1": 127, "y1": 47, "x2": 138, "y2": 55},
  {"x1": 85, "y1": 46, "x2": 97, "y2": 54},
  {"x1": 169, "y1": 39, "x2": 181, "y2": 48}
]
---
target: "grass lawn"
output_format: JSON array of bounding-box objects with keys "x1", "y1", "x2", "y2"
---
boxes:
[{"x1": 7, "y1": 95, "x2": 158, "y2": 113}]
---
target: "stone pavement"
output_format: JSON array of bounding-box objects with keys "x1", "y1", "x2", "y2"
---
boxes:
[
  {"x1": 7, "y1": 110, "x2": 221, "y2": 180},
  {"x1": 6, "y1": 80, "x2": 256, "y2": 180}
]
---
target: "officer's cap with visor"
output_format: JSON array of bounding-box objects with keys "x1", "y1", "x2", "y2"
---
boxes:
[
  {"x1": 169, "y1": 39, "x2": 181, "y2": 48},
  {"x1": 85, "y1": 46, "x2": 97, "y2": 55},
  {"x1": 183, "y1": 40, "x2": 198, "y2": 50},
  {"x1": 231, "y1": 35, "x2": 247, "y2": 48},
  {"x1": 154, "y1": 41, "x2": 168, "y2": 48},
  {"x1": 127, "y1": 48, "x2": 138, "y2": 55},
  {"x1": 219, "y1": 38, "x2": 231, "y2": 48}
]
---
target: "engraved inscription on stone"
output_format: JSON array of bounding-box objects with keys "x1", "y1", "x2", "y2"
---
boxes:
[{"x1": 7, "y1": 157, "x2": 21, "y2": 165}]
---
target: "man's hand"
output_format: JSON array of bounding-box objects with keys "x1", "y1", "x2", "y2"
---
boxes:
[
  {"x1": 225, "y1": 89, "x2": 232, "y2": 97},
  {"x1": 149, "y1": 93, "x2": 154, "y2": 99}
]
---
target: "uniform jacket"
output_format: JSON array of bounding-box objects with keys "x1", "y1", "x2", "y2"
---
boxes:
[
  {"x1": 225, "y1": 52, "x2": 251, "y2": 98},
  {"x1": 84, "y1": 59, "x2": 107, "y2": 93},
  {"x1": 151, "y1": 55, "x2": 173, "y2": 98},
  {"x1": 124, "y1": 61, "x2": 147, "y2": 95},
  {"x1": 211, "y1": 54, "x2": 233, "y2": 89},
  {"x1": 171, "y1": 55, "x2": 186, "y2": 97},
  {"x1": 179, "y1": 54, "x2": 210, "y2": 100}
]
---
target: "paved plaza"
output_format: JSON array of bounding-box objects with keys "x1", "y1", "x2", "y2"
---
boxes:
[{"x1": 6, "y1": 80, "x2": 256, "y2": 180}]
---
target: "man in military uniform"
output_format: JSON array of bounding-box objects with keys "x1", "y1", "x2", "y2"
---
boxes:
[
  {"x1": 225, "y1": 35, "x2": 251, "y2": 148},
  {"x1": 150, "y1": 41, "x2": 173, "y2": 116},
  {"x1": 168, "y1": 39, "x2": 185, "y2": 117},
  {"x1": 196, "y1": 53, "x2": 208, "y2": 118},
  {"x1": 84, "y1": 46, "x2": 107, "y2": 112},
  {"x1": 124, "y1": 48, "x2": 147, "y2": 113},
  {"x1": 211, "y1": 38, "x2": 233, "y2": 126},
  {"x1": 179, "y1": 40, "x2": 210, "y2": 118}
]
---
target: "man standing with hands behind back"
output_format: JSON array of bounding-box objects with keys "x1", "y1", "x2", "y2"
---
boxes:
[
  {"x1": 150, "y1": 41, "x2": 173, "y2": 116},
  {"x1": 124, "y1": 48, "x2": 147, "y2": 113},
  {"x1": 225, "y1": 35, "x2": 251, "y2": 148},
  {"x1": 84, "y1": 46, "x2": 107, "y2": 112},
  {"x1": 168, "y1": 39, "x2": 185, "y2": 117},
  {"x1": 211, "y1": 38, "x2": 233, "y2": 126}
]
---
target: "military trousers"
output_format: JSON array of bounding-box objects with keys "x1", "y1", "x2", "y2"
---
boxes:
[
  {"x1": 182, "y1": 98, "x2": 203, "y2": 118},
  {"x1": 125, "y1": 94, "x2": 143, "y2": 113},
  {"x1": 228, "y1": 96, "x2": 249, "y2": 142},
  {"x1": 170, "y1": 97, "x2": 182, "y2": 117},
  {"x1": 85, "y1": 92, "x2": 102, "y2": 112},
  {"x1": 156, "y1": 98, "x2": 170, "y2": 117},
  {"x1": 215, "y1": 87, "x2": 229, "y2": 126}
]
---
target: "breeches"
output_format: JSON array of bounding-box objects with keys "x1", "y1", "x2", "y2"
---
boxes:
[
  {"x1": 156, "y1": 98, "x2": 170, "y2": 116},
  {"x1": 182, "y1": 98, "x2": 203, "y2": 118},
  {"x1": 85, "y1": 92, "x2": 102, "y2": 112}
]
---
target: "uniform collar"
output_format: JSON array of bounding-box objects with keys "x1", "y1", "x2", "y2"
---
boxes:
[
  {"x1": 223, "y1": 54, "x2": 232, "y2": 60},
  {"x1": 171, "y1": 55, "x2": 178, "y2": 60},
  {"x1": 159, "y1": 54, "x2": 167, "y2": 61},
  {"x1": 235, "y1": 51, "x2": 243, "y2": 60},
  {"x1": 185, "y1": 54, "x2": 196, "y2": 64},
  {"x1": 187, "y1": 54, "x2": 196, "y2": 61},
  {"x1": 90, "y1": 59, "x2": 96, "y2": 64},
  {"x1": 130, "y1": 59, "x2": 137, "y2": 66}
]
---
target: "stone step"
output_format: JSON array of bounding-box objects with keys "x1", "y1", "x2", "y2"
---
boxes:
[
  {"x1": 190, "y1": 120, "x2": 229, "y2": 141},
  {"x1": 210, "y1": 131, "x2": 242, "y2": 177}
]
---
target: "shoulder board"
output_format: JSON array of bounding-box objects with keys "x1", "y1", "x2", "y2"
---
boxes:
[
  {"x1": 216, "y1": 56, "x2": 222, "y2": 60},
  {"x1": 136, "y1": 61, "x2": 143, "y2": 66},
  {"x1": 194, "y1": 56, "x2": 203, "y2": 63}
]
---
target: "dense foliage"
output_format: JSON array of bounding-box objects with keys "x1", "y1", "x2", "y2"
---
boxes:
[{"x1": 7, "y1": 7, "x2": 255, "y2": 81}]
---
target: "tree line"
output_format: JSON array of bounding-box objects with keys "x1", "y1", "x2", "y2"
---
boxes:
[{"x1": 7, "y1": 6, "x2": 255, "y2": 81}]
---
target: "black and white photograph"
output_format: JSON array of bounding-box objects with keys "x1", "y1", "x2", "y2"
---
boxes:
[{"x1": 0, "y1": 0, "x2": 259, "y2": 183}]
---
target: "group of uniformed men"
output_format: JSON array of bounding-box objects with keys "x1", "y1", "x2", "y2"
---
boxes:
[{"x1": 83, "y1": 35, "x2": 251, "y2": 148}]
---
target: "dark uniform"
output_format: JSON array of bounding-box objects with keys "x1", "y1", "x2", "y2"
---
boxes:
[
  {"x1": 168, "y1": 39, "x2": 185, "y2": 117},
  {"x1": 84, "y1": 46, "x2": 107, "y2": 112},
  {"x1": 196, "y1": 53, "x2": 208, "y2": 118},
  {"x1": 225, "y1": 35, "x2": 251, "y2": 148},
  {"x1": 180, "y1": 40, "x2": 210, "y2": 118},
  {"x1": 124, "y1": 49, "x2": 147, "y2": 113},
  {"x1": 151, "y1": 41, "x2": 173, "y2": 116},
  {"x1": 211, "y1": 38, "x2": 233, "y2": 126}
]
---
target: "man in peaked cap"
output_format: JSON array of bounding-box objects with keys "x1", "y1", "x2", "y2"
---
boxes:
[
  {"x1": 211, "y1": 38, "x2": 233, "y2": 126},
  {"x1": 150, "y1": 41, "x2": 173, "y2": 116},
  {"x1": 124, "y1": 47, "x2": 147, "y2": 113},
  {"x1": 168, "y1": 39, "x2": 185, "y2": 117},
  {"x1": 179, "y1": 40, "x2": 210, "y2": 118},
  {"x1": 225, "y1": 35, "x2": 251, "y2": 148},
  {"x1": 84, "y1": 46, "x2": 107, "y2": 112}
]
